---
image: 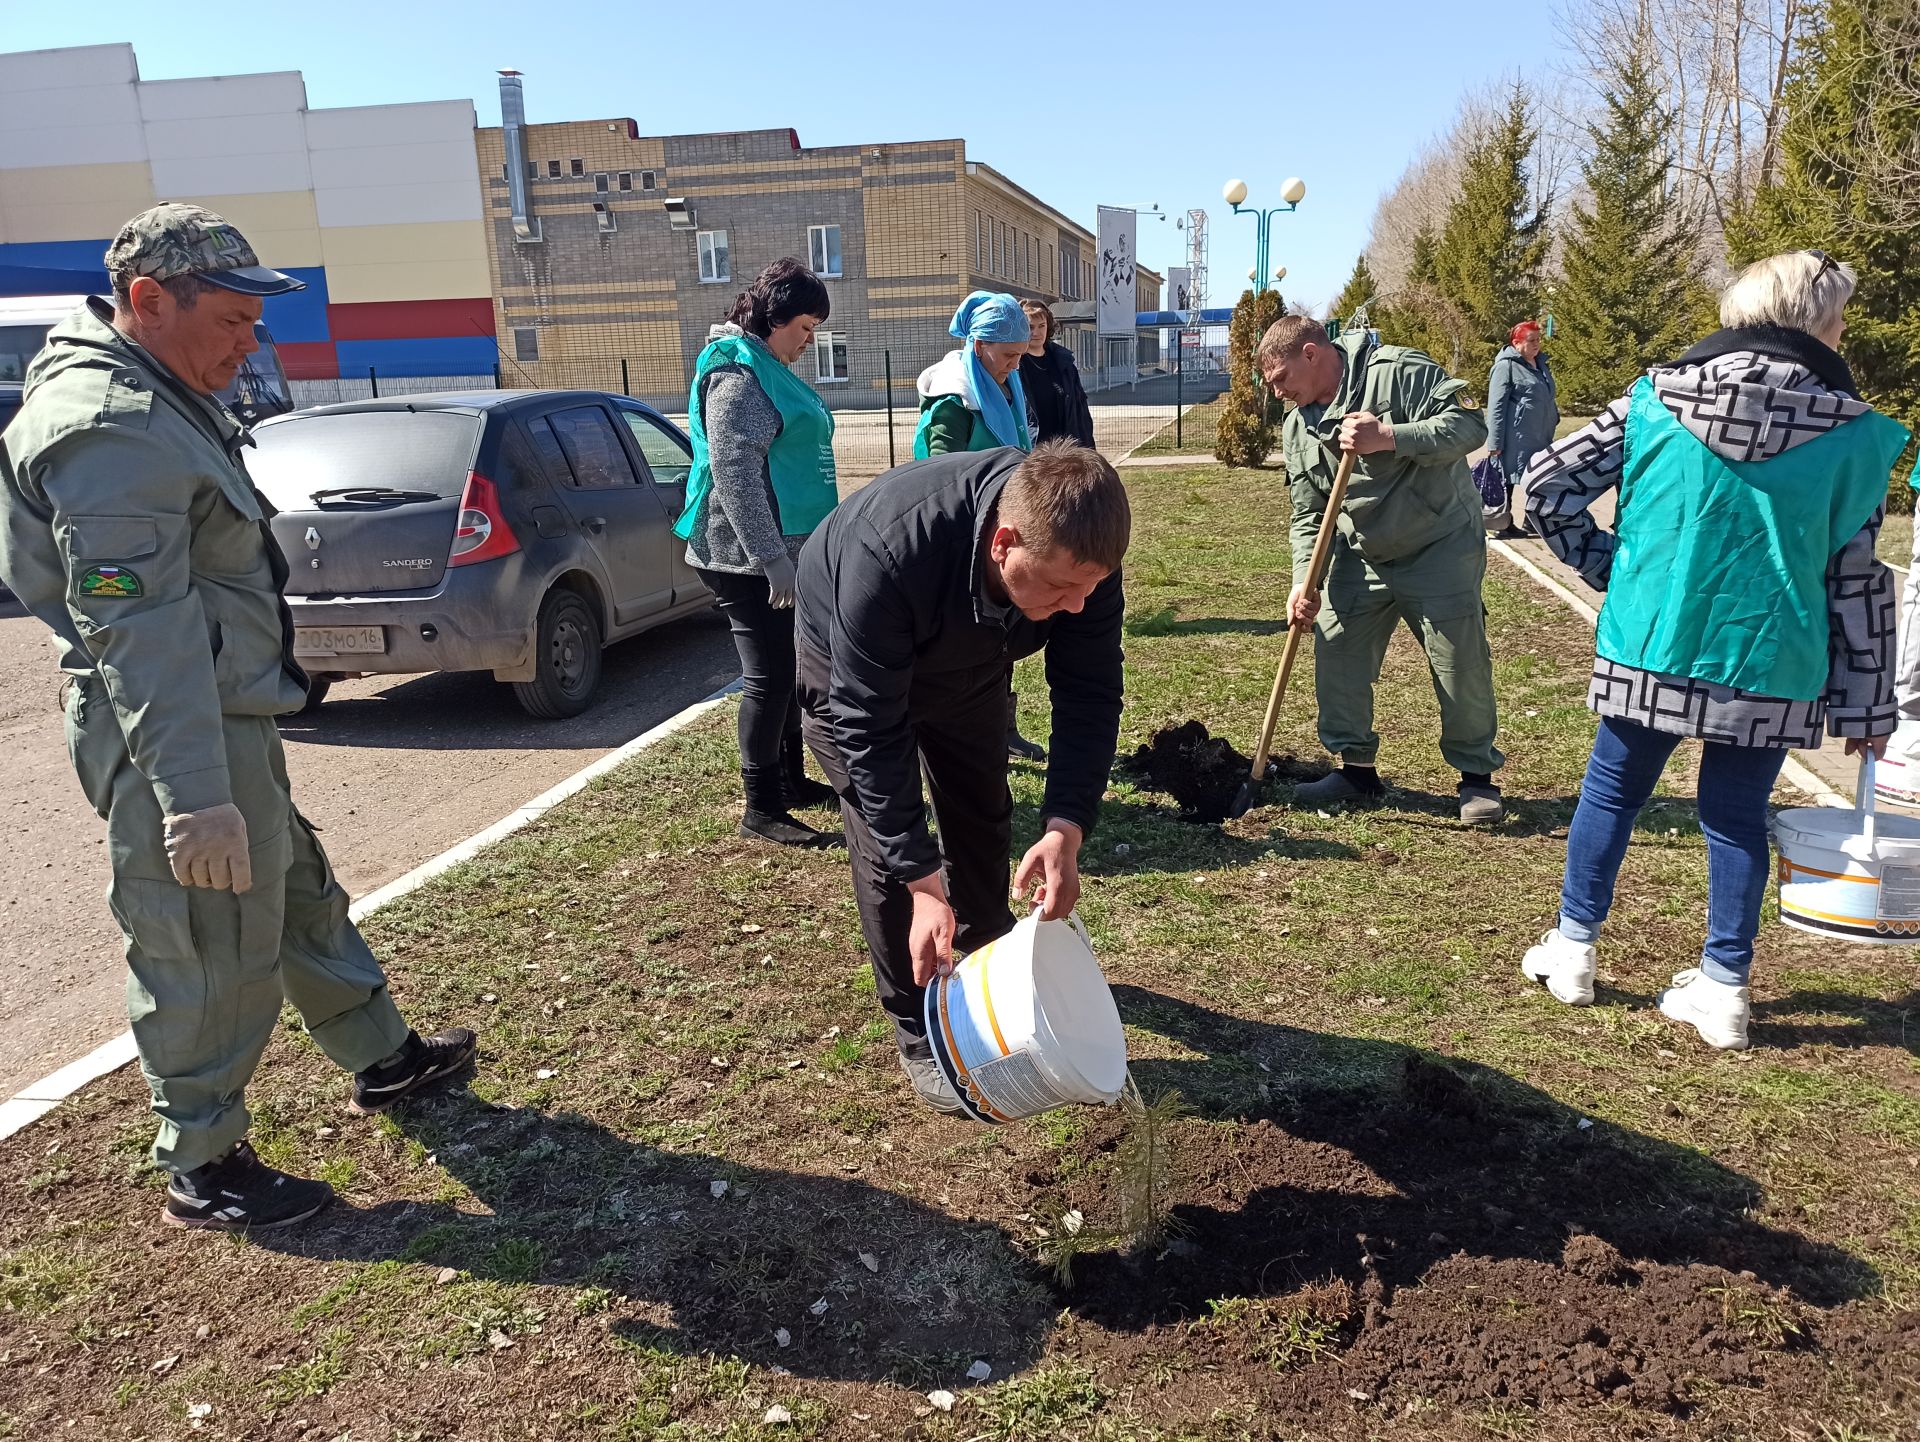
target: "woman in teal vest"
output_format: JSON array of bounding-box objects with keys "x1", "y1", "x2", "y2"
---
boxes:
[
  {"x1": 675, "y1": 258, "x2": 842, "y2": 849},
  {"x1": 1520, "y1": 251, "x2": 1911, "y2": 1050},
  {"x1": 913, "y1": 291, "x2": 1033, "y2": 458},
  {"x1": 913, "y1": 292, "x2": 1046, "y2": 759}
]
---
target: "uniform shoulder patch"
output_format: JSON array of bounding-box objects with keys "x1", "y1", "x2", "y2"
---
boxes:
[
  {"x1": 78, "y1": 565, "x2": 143, "y2": 599},
  {"x1": 1458, "y1": 393, "x2": 1481, "y2": 409}
]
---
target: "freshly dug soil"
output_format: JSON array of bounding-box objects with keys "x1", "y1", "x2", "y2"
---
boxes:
[{"x1": 1127, "y1": 721, "x2": 1328, "y2": 821}]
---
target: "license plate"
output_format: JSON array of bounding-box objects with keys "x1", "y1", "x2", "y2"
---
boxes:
[{"x1": 294, "y1": 625, "x2": 386, "y2": 656}]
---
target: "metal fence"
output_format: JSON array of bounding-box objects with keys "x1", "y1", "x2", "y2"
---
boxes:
[{"x1": 295, "y1": 341, "x2": 1229, "y2": 487}]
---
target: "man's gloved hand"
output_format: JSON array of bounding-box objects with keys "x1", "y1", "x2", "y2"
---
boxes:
[
  {"x1": 763, "y1": 552, "x2": 798, "y2": 610},
  {"x1": 163, "y1": 803, "x2": 253, "y2": 893}
]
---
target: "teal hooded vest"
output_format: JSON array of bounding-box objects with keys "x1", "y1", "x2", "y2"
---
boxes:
[
  {"x1": 1596, "y1": 376, "x2": 1910, "y2": 700},
  {"x1": 674, "y1": 333, "x2": 837, "y2": 542}
]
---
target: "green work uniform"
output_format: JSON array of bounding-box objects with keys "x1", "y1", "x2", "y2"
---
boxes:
[
  {"x1": 1282, "y1": 331, "x2": 1503, "y2": 775},
  {"x1": 0, "y1": 299, "x2": 410, "y2": 1172}
]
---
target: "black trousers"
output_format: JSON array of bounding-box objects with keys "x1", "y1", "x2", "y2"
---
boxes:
[
  {"x1": 796, "y1": 640, "x2": 1016, "y2": 1057},
  {"x1": 699, "y1": 566, "x2": 800, "y2": 812}
]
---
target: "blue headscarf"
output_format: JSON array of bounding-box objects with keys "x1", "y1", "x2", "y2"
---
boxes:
[{"x1": 950, "y1": 291, "x2": 1032, "y2": 450}]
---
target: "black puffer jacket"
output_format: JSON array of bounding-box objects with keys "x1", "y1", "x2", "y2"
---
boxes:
[
  {"x1": 1019, "y1": 342, "x2": 1095, "y2": 447},
  {"x1": 795, "y1": 447, "x2": 1123, "y2": 880}
]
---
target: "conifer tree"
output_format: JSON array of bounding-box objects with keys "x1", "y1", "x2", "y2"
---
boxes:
[
  {"x1": 1429, "y1": 84, "x2": 1550, "y2": 380},
  {"x1": 1734, "y1": 0, "x2": 1919, "y2": 498},
  {"x1": 1551, "y1": 45, "x2": 1704, "y2": 410},
  {"x1": 1330, "y1": 254, "x2": 1378, "y2": 329}
]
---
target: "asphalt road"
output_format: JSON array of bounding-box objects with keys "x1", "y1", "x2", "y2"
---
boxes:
[{"x1": 0, "y1": 593, "x2": 738, "y2": 1098}]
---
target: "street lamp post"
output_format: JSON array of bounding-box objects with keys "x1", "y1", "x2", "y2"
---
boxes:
[{"x1": 1223, "y1": 176, "x2": 1306, "y2": 296}]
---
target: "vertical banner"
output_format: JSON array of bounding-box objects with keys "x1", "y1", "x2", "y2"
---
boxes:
[
  {"x1": 1096, "y1": 206, "x2": 1137, "y2": 336},
  {"x1": 1166, "y1": 266, "x2": 1193, "y2": 314}
]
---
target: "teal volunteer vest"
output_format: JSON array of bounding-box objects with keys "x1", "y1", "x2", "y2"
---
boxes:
[
  {"x1": 1596, "y1": 376, "x2": 1910, "y2": 700},
  {"x1": 674, "y1": 334, "x2": 838, "y2": 541}
]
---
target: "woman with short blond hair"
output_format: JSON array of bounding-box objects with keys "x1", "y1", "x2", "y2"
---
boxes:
[{"x1": 1521, "y1": 250, "x2": 1911, "y2": 1049}]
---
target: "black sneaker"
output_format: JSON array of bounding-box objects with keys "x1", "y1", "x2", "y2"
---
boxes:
[
  {"x1": 350, "y1": 1028, "x2": 478, "y2": 1115},
  {"x1": 164, "y1": 1140, "x2": 332, "y2": 1231}
]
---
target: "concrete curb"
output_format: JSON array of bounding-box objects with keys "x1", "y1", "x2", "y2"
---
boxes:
[
  {"x1": 0, "y1": 679, "x2": 743, "y2": 1144},
  {"x1": 1487, "y1": 538, "x2": 1850, "y2": 810}
]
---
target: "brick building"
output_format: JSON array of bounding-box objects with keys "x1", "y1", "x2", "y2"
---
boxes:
[{"x1": 477, "y1": 76, "x2": 1157, "y2": 415}]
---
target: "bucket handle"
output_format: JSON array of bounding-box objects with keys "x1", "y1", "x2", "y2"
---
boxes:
[
  {"x1": 1859, "y1": 750, "x2": 1877, "y2": 848},
  {"x1": 1028, "y1": 904, "x2": 1095, "y2": 952}
]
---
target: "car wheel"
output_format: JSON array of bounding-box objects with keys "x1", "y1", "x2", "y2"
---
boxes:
[
  {"x1": 300, "y1": 676, "x2": 333, "y2": 713},
  {"x1": 512, "y1": 590, "x2": 603, "y2": 719}
]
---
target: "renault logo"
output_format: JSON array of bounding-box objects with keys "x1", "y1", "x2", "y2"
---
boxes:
[{"x1": 304, "y1": 526, "x2": 321, "y2": 551}]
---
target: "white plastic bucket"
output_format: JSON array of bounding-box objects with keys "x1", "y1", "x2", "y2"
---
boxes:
[
  {"x1": 923, "y1": 911, "x2": 1128, "y2": 1125},
  {"x1": 1775, "y1": 753, "x2": 1920, "y2": 944}
]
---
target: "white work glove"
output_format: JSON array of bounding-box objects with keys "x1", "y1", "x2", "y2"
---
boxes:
[
  {"x1": 762, "y1": 552, "x2": 798, "y2": 610},
  {"x1": 163, "y1": 803, "x2": 254, "y2": 893}
]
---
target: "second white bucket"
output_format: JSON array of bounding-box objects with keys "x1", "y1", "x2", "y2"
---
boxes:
[
  {"x1": 923, "y1": 911, "x2": 1128, "y2": 1125},
  {"x1": 1775, "y1": 753, "x2": 1920, "y2": 944}
]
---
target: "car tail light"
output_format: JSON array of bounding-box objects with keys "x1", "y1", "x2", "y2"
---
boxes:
[{"x1": 449, "y1": 471, "x2": 521, "y2": 567}]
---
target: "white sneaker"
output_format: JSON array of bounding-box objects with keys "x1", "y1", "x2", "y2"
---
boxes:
[
  {"x1": 1521, "y1": 929, "x2": 1596, "y2": 1006},
  {"x1": 1658, "y1": 968, "x2": 1751, "y2": 1050}
]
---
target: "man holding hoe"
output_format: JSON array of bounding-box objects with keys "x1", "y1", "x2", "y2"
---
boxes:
[{"x1": 1257, "y1": 316, "x2": 1505, "y2": 824}]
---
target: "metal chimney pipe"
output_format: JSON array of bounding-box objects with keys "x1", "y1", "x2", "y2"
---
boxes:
[{"x1": 499, "y1": 70, "x2": 536, "y2": 242}]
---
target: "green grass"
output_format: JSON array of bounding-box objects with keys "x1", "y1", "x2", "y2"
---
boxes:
[
  {"x1": 1129, "y1": 396, "x2": 1227, "y2": 456},
  {"x1": 2, "y1": 459, "x2": 1915, "y2": 1440}
]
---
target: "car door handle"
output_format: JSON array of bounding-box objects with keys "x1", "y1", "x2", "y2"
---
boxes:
[{"x1": 581, "y1": 516, "x2": 607, "y2": 534}]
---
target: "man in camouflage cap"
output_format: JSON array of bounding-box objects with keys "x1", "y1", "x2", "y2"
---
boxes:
[{"x1": 0, "y1": 204, "x2": 477, "y2": 1231}]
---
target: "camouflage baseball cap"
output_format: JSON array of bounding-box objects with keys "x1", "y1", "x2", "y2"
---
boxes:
[{"x1": 104, "y1": 203, "x2": 304, "y2": 297}]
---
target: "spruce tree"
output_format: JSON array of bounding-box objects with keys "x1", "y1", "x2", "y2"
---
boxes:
[
  {"x1": 1551, "y1": 46, "x2": 1704, "y2": 411},
  {"x1": 1429, "y1": 84, "x2": 1550, "y2": 380},
  {"x1": 1734, "y1": 0, "x2": 1919, "y2": 499},
  {"x1": 1330, "y1": 254, "x2": 1379, "y2": 330}
]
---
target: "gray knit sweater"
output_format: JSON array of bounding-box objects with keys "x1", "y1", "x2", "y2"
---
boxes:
[{"x1": 682, "y1": 323, "x2": 808, "y2": 575}]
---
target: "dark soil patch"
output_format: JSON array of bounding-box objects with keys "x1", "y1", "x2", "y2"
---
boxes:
[
  {"x1": 1045, "y1": 1071, "x2": 1912, "y2": 1429},
  {"x1": 1126, "y1": 720, "x2": 1327, "y2": 822}
]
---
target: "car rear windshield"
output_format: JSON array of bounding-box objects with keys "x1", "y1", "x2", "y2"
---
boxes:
[{"x1": 247, "y1": 411, "x2": 481, "y2": 508}]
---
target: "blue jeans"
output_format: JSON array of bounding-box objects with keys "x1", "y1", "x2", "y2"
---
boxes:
[{"x1": 1557, "y1": 717, "x2": 1788, "y2": 986}]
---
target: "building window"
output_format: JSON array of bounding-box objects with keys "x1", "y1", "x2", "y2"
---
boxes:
[
  {"x1": 618, "y1": 172, "x2": 632, "y2": 191},
  {"x1": 1047, "y1": 243, "x2": 1055, "y2": 294},
  {"x1": 569, "y1": 157, "x2": 584, "y2": 177},
  {"x1": 975, "y1": 213, "x2": 984, "y2": 272},
  {"x1": 813, "y1": 331, "x2": 849, "y2": 383},
  {"x1": 526, "y1": 160, "x2": 537, "y2": 180},
  {"x1": 594, "y1": 172, "x2": 609, "y2": 193},
  {"x1": 698, "y1": 229, "x2": 730, "y2": 283},
  {"x1": 640, "y1": 169, "x2": 657, "y2": 190},
  {"x1": 513, "y1": 327, "x2": 539, "y2": 362},
  {"x1": 808, "y1": 224, "x2": 842, "y2": 278},
  {"x1": 547, "y1": 159, "x2": 561, "y2": 178}
]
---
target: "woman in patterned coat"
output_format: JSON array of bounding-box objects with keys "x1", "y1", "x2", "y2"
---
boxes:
[{"x1": 1518, "y1": 250, "x2": 1910, "y2": 1051}]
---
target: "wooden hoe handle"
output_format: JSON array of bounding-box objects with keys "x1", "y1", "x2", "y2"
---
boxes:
[{"x1": 1248, "y1": 449, "x2": 1359, "y2": 780}]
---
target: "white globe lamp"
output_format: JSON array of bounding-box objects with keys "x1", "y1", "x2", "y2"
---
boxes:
[
  {"x1": 1280, "y1": 176, "x2": 1307, "y2": 205},
  {"x1": 1223, "y1": 179, "x2": 1249, "y2": 206}
]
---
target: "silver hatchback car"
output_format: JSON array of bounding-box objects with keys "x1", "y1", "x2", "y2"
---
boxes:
[{"x1": 248, "y1": 390, "x2": 713, "y2": 718}]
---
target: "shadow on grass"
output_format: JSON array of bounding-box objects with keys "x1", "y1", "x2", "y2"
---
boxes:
[
  {"x1": 1125, "y1": 608, "x2": 1288, "y2": 639},
  {"x1": 1063, "y1": 985, "x2": 1879, "y2": 1330},
  {"x1": 1751, "y1": 988, "x2": 1920, "y2": 1056},
  {"x1": 255, "y1": 1093, "x2": 1053, "y2": 1386},
  {"x1": 1016, "y1": 794, "x2": 1364, "y2": 874}
]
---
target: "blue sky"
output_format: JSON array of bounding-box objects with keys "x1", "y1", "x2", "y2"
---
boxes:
[{"x1": 2, "y1": 0, "x2": 1562, "y2": 311}]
